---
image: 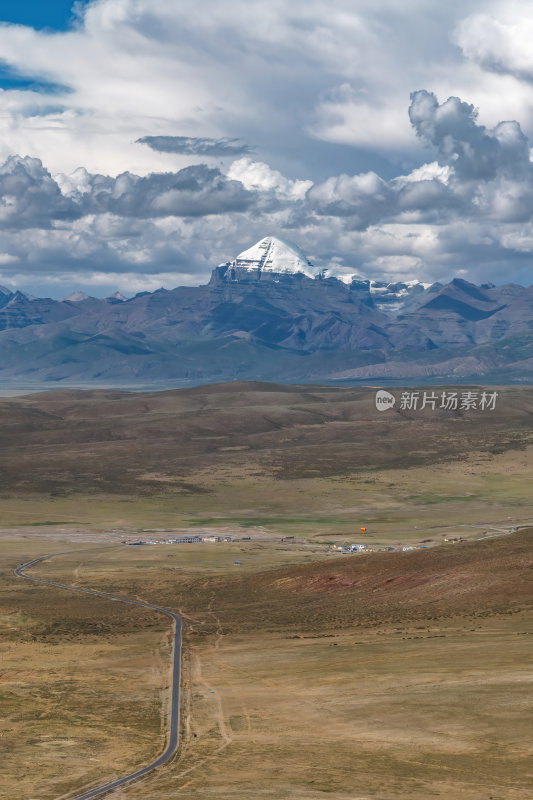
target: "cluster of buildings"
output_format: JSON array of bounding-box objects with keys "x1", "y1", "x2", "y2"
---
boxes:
[
  {"x1": 125, "y1": 534, "x2": 236, "y2": 546},
  {"x1": 332, "y1": 544, "x2": 425, "y2": 553},
  {"x1": 333, "y1": 544, "x2": 371, "y2": 553}
]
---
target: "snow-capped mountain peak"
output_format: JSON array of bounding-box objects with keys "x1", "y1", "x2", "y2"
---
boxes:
[
  {"x1": 223, "y1": 235, "x2": 316, "y2": 278},
  {"x1": 215, "y1": 236, "x2": 431, "y2": 314}
]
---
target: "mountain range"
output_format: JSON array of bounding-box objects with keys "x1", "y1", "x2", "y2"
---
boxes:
[{"x1": 1, "y1": 235, "x2": 532, "y2": 387}]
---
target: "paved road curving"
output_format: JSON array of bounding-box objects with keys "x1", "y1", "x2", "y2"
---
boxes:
[{"x1": 15, "y1": 551, "x2": 182, "y2": 800}]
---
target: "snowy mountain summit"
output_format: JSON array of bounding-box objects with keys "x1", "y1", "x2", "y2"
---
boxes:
[
  {"x1": 212, "y1": 236, "x2": 429, "y2": 314},
  {"x1": 217, "y1": 235, "x2": 316, "y2": 280},
  {"x1": 1, "y1": 232, "x2": 532, "y2": 385}
]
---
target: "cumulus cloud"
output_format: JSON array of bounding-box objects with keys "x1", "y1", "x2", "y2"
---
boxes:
[
  {"x1": 3, "y1": 85, "x2": 533, "y2": 293},
  {"x1": 0, "y1": 155, "x2": 79, "y2": 229},
  {"x1": 300, "y1": 87, "x2": 533, "y2": 235},
  {"x1": 408, "y1": 89, "x2": 530, "y2": 181},
  {"x1": 0, "y1": 156, "x2": 260, "y2": 294},
  {"x1": 290, "y1": 89, "x2": 533, "y2": 284},
  {"x1": 405, "y1": 89, "x2": 533, "y2": 227},
  {"x1": 136, "y1": 136, "x2": 252, "y2": 157},
  {"x1": 394, "y1": 162, "x2": 452, "y2": 185},
  {"x1": 306, "y1": 171, "x2": 393, "y2": 227},
  {"x1": 28, "y1": 162, "x2": 257, "y2": 222},
  {"x1": 81, "y1": 164, "x2": 256, "y2": 218},
  {"x1": 2, "y1": 0, "x2": 533, "y2": 180},
  {"x1": 226, "y1": 158, "x2": 312, "y2": 200},
  {"x1": 455, "y1": 5, "x2": 533, "y2": 83}
]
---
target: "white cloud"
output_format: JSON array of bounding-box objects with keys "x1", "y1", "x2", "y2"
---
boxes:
[
  {"x1": 1, "y1": 1, "x2": 533, "y2": 291},
  {"x1": 2, "y1": 82, "x2": 533, "y2": 292},
  {"x1": 455, "y1": 4, "x2": 533, "y2": 82},
  {"x1": 53, "y1": 270, "x2": 204, "y2": 293},
  {"x1": 361, "y1": 253, "x2": 426, "y2": 280},
  {"x1": 226, "y1": 157, "x2": 312, "y2": 200},
  {"x1": 0, "y1": 0, "x2": 529, "y2": 176},
  {"x1": 0, "y1": 252, "x2": 19, "y2": 265},
  {"x1": 499, "y1": 225, "x2": 533, "y2": 252},
  {"x1": 394, "y1": 162, "x2": 452, "y2": 185},
  {"x1": 310, "y1": 84, "x2": 418, "y2": 150}
]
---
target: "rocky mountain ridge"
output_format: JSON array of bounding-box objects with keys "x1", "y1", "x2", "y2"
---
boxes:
[{"x1": 0, "y1": 236, "x2": 532, "y2": 386}]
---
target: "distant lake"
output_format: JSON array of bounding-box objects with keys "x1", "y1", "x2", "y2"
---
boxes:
[{"x1": 0, "y1": 380, "x2": 201, "y2": 396}]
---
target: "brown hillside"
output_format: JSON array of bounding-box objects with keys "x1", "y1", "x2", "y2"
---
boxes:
[
  {"x1": 176, "y1": 529, "x2": 533, "y2": 634},
  {"x1": 0, "y1": 382, "x2": 532, "y2": 494}
]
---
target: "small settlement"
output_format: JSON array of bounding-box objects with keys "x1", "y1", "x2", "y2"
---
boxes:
[{"x1": 124, "y1": 534, "x2": 235, "y2": 545}]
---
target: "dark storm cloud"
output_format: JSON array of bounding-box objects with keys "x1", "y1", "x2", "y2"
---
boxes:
[
  {"x1": 136, "y1": 135, "x2": 252, "y2": 157},
  {"x1": 0, "y1": 155, "x2": 80, "y2": 229}
]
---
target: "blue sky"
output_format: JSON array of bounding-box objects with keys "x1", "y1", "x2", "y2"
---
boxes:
[
  {"x1": 0, "y1": 1, "x2": 82, "y2": 93},
  {"x1": 1, "y1": 0, "x2": 533, "y2": 297},
  {"x1": 0, "y1": 1, "x2": 84, "y2": 31}
]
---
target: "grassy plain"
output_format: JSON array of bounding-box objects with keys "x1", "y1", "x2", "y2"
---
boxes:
[
  {"x1": 0, "y1": 383, "x2": 532, "y2": 544},
  {"x1": 0, "y1": 383, "x2": 532, "y2": 799},
  {"x1": 0, "y1": 538, "x2": 173, "y2": 800},
  {"x1": 2, "y1": 532, "x2": 532, "y2": 800}
]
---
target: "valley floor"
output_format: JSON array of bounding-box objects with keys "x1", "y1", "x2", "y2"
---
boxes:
[
  {"x1": 1, "y1": 529, "x2": 531, "y2": 800},
  {"x1": 1, "y1": 383, "x2": 532, "y2": 799}
]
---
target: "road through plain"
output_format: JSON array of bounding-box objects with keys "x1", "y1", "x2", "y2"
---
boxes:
[{"x1": 15, "y1": 551, "x2": 182, "y2": 800}]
